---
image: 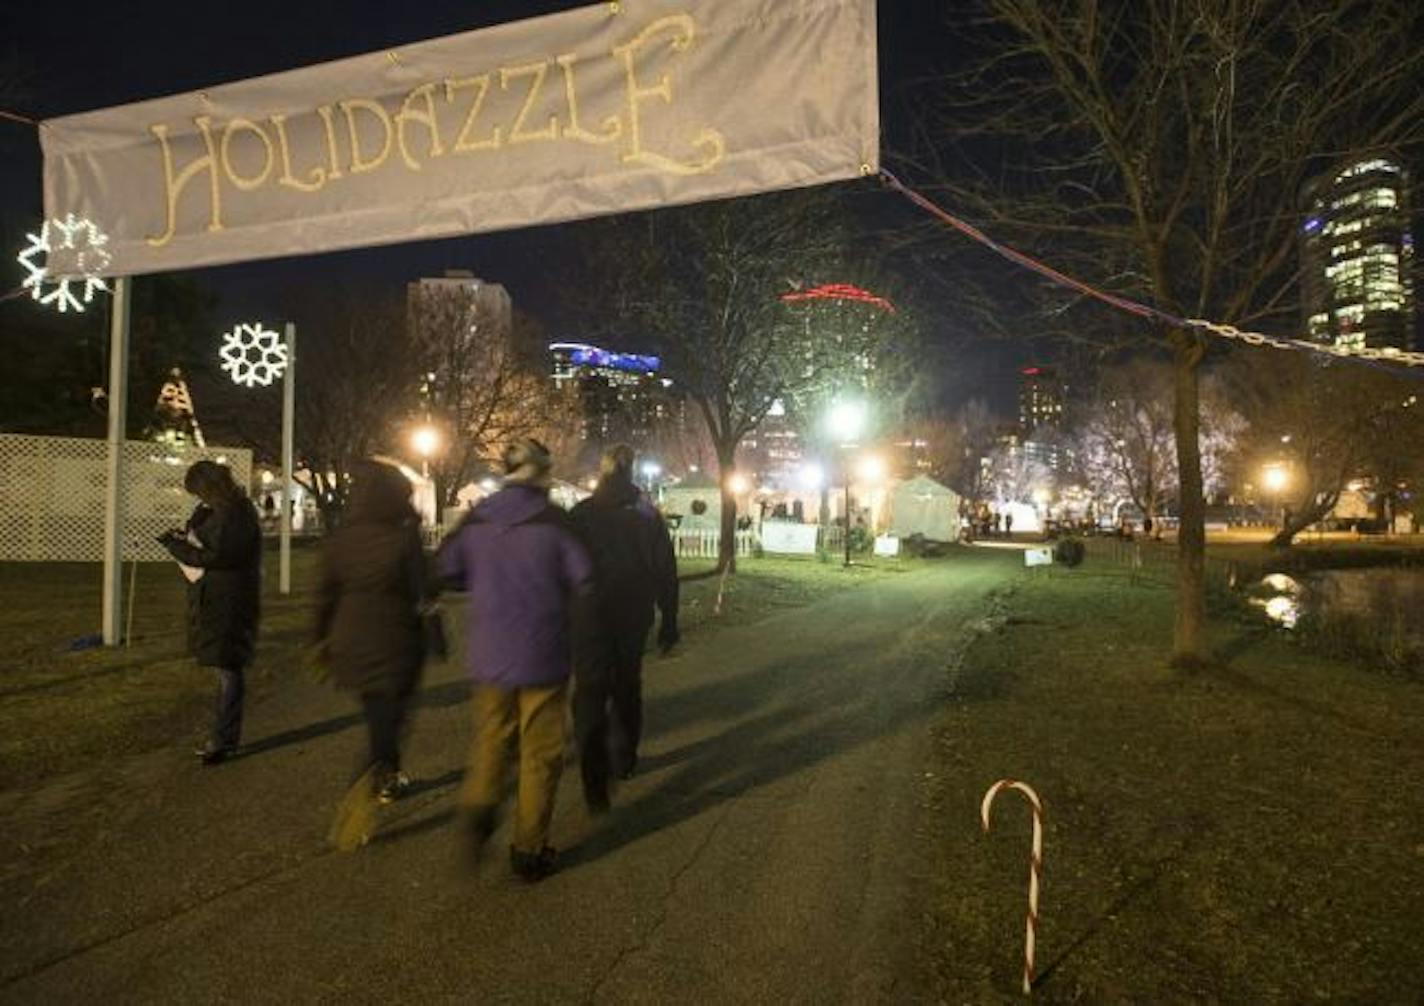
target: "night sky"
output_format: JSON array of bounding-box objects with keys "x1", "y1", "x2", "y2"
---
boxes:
[{"x1": 0, "y1": 1, "x2": 1029, "y2": 415}]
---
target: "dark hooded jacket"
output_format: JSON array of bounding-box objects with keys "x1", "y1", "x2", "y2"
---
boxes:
[
  {"x1": 437, "y1": 484, "x2": 593, "y2": 689},
  {"x1": 569, "y1": 474, "x2": 679, "y2": 642},
  {"x1": 163, "y1": 497, "x2": 263, "y2": 668},
  {"x1": 316, "y1": 463, "x2": 428, "y2": 694}
]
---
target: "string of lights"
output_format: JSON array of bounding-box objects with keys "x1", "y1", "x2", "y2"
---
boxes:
[
  {"x1": 780, "y1": 282, "x2": 897, "y2": 313},
  {"x1": 0, "y1": 108, "x2": 38, "y2": 126},
  {"x1": 879, "y1": 169, "x2": 1424, "y2": 371}
]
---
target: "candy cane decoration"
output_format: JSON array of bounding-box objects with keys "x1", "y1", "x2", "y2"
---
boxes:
[{"x1": 981, "y1": 779, "x2": 1044, "y2": 995}]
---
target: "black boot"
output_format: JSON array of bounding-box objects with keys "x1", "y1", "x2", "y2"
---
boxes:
[{"x1": 510, "y1": 845, "x2": 558, "y2": 883}]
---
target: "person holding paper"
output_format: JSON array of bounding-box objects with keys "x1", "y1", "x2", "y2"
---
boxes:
[{"x1": 158, "y1": 460, "x2": 263, "y2": 765}]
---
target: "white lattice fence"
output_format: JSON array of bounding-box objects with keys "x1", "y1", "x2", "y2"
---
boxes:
[{"x1": 0, "y1": 435, "x2": 252, "y2": 562}]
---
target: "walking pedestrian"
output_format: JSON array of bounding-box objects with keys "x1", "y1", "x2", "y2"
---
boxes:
[
  {"x1": 316, "y1": 460, "x2": 432, "y2": 851},
  {"x1": 569, "y1": 445, "x2": 679, "y2": 814},
  {"x1": 437, "y1": 439, "x2": 594, "y2": 882},
  {"x1": 1004, "y1": 510, "x2": 1014, "y2": 537},
  {"x1": 158, "y1": 460, "x2": 262, "y2": 765}
]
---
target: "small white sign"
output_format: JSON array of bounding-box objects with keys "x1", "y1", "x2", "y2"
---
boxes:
[
  {"x1": 874, "y1": 534, "x2": 901, "y2": 557},
  {"x1": 761, "y1": 521, "x2": 818, "y2": 555},
  {"x1": 1024, "y1": 547, "x2": 1053, "y2": 567}
]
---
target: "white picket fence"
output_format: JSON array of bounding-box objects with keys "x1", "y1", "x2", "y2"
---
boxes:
[
  {"x1": 671, "y1": 528, "x2": 758, "y2": 559},
  {"x1": 424, "y1": 523, "x2": 760, "y2": 560}
]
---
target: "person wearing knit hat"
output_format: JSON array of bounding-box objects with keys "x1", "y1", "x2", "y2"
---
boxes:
[
  {"x1": 569, "y1": 444, "x2": 680, "y2": 813},
  {"x1": 437, "y1": 438, "x2": 593, "y2": 882},
  {"x1": 501, "y1": 437, "x2": 553, "y2": 488}
]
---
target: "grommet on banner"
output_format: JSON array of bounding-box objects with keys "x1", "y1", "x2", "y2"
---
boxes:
[
  {"x1": 387, "y1": 51, "x2": 401, "y2": 65},
  {"x1": 609, "y1": 1, "x2": 621, "y2": 12},
  {"x1": 860, "y1": 163, "x2": 873, "y2": 176}
]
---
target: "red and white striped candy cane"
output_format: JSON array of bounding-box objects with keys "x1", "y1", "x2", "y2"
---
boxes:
[{"x1": 981, "y1": 779, "x2": 1044, "y2": 995}]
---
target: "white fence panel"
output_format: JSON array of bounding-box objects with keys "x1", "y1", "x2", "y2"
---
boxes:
[
  {"x1": 0, "y1": 434, "x2": 252, "y2": 562},
  {"x1": 671, "y1": 528, "x2": 758, "y2": 560}
]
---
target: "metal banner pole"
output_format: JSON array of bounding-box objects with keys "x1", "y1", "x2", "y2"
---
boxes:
[
  {"x1": 280, "y1": 322, "x2": 295, "y2": 595},
  {"x1": 102, "y1": 277, "x2": 131, "y2": 644}
]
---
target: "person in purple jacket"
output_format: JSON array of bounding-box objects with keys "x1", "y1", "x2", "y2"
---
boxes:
[{"x1": 437, "y1": 438, "x2": 593, "y2": 882}]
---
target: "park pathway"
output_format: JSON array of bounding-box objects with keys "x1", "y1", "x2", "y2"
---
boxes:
[{"x1": 1, "y1": 556, "x2": 1013, "y2": 1003}]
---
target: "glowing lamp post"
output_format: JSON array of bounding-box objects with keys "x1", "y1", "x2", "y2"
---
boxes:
[
  {"x1": 826, "y1": 399, "x2": 868, "y2": 567},
  {"x1": 641, "y1": 459, "x2": 662, "y2": 493},
  {"x1": 1262, "y1": 462, "x2": 1289, "y2": 528},
  {"x1": 411, "y1": 425, "x2": 440, "y2": 478}
]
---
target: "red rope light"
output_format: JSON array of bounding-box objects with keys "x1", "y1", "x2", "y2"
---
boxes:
[{"x1": 780, "y1": 282, "x2": 896, "y2": 314}]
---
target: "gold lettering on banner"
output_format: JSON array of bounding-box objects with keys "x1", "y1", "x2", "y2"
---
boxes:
[
  {"x1": 220, "y1": 117, "x2": 276, "y2": 191},
  {"x1": 394, "y1": 83, "x2": 446, "y2": 170},
  {"x1": 614, "y1": 14, "x2": 724, "y2": 175},
  {"x1": 138, "y1": 11, "x2": 737, "y2": 247},
  {"x1": 316, "y1": 105, "x2": 345, "y2": 180},
  {"x1": 444, "y1": 74, "x2": 502, "y2": 152},
  {"x1": 270, "y1": 113, "x2": 327, "y2": 192},
  {"x1": 557, "y1": 52, "x2": 621, "y2": 145},
  {"x1": 340, "y1": 99, "x2": 394, "y2": 174},
  {"x1": 500, "y1": 61, "x2": 559, "y2": 145},
  {"x1": 146, "y1": 117, "x2": 224, "y2": 247}
]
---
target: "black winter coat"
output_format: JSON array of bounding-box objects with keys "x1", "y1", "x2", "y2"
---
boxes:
[
  {"x1": 570, "y1": 476, "x2": 679, "y2": 640},
  {"x1": 163, "y1": 499, "x2": 263, "y2": 668},
  {"x1": 316, "y1": 494, "x2": 428, "y2": 696}
]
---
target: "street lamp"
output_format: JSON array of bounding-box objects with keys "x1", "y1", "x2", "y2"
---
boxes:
[
  {"x1": 824, "y1": 399, "x2": 867, "y2": 567},
  {"x1": 411, "y1": 425, "x2": 440, "y2": 478},
  {"x1": 1262, "y1": 462, "x2": 1289, "y2": 527},
  {"x1": 640, "y1": 459, "x2": 662, "y2": 492}
]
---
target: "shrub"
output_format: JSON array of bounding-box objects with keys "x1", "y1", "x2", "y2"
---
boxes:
[{"x1": 1053, "y1": 536, "x2": 1085, "y2": 567}]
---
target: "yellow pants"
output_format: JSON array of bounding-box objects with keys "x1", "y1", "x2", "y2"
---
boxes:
[{"x1": 458, "y1": 682, "x2": 568, "y2": 854}]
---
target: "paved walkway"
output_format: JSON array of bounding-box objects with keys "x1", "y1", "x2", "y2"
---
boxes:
[{"x1": 1, "y1": 557, "x2": 1011, "y2": 1003}]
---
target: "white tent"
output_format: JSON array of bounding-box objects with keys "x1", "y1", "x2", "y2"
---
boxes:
[
  {"x1": 661, "y1": 475, "x2": 725, "y2": 531},
  {"x1": 882, "y1": 475, "x2": 961, "y2": 542}
]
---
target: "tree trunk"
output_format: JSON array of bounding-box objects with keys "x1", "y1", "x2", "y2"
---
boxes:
[
  {"x1": 715, "y1": 442, "x2": 738, "y2": 573},
  {"x1": 1269, "y1": 494, "x2": 1334, "y2": 548},
  {"x1": 1170, "y1": 331, "x2": 1207, "y2": 668}
]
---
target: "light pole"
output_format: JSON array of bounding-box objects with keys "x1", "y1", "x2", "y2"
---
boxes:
[
  {"x1": 1262, "y1": 462, "x2": 1289, "y2": 528},
  {"x1": 219, "y1": 320, "x2": 295, "y2": 594},
  {"x1": 411, "y1": 425, "x2": 440, "y2": 479},
  {"x1": 825, "y1": 399, "x2": 867, "y2": 567}
]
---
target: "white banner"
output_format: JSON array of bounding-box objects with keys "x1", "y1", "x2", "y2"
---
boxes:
[
  {"x1": 761, "y1": 521, "x2": 818, "y2": 555},
  {"x1": 41, "y1": 0, "x2": 879, "y2": 276}
]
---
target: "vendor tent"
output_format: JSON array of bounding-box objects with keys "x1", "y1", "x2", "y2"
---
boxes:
[
  {"x1": 882, "y1": 475, "x2": 961, "y2": 542},
  {"x1": 661, "y1": 474, "x2": 723, "y2": 530}
]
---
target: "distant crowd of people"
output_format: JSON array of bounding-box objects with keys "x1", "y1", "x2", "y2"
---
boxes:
[{"x1": 158, "y1": 440, "x2": 680, "y2": 883}]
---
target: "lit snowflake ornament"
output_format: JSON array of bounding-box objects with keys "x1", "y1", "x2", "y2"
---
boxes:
[
  {"x1": 219, "y1": 323, "x2": 289, "y2": 387},
  {"x1": 16, "y1": 214, "x2": 112, "y2": 313}
]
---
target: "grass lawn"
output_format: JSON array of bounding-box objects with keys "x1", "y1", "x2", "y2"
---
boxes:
[
  {"x1": 0, "y1": 548, "x2": 904, "y2": 789},
  {"x1": 924, "y1": 556, "x2": 1424, "y2": 1000}
]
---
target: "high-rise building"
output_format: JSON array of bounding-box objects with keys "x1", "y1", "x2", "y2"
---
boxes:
[
  {"x1": 549, "y1": 342, "x2": 674, "y2": 449},
  {"x1": 407, "y1": 270, "x2": 512, "y2": 330},
  {"x1": 1018, "y1": 366, "x2": 1064, "y2": 434},
  {"x1": 1300, "y1": 158, "x2": 1416, "y2": 352}
]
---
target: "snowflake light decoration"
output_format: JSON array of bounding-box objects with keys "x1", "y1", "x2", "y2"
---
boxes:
[
  {"x1": 16, "y1": 214, "x2": 112, "y2": 313},
  {"x1": 219, "y1": 323, "x2": 289, "y2": 387}
]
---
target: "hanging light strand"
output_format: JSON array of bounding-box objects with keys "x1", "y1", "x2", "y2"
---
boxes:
[{"x1": 879, "y1": 169, "x2": 1424, "y2": 371}]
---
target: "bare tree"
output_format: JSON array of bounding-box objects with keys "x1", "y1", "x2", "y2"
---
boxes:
[
  {"x1": 1075, "y1": 358, "x2": 1246, "y2": 525},
  {"x1": 982, "y1": 442, "x2": 1053, "y2": 507},
  {"x1": 901, "y1": 397, "x2": 999, "y2": 498},
  {"x1": 409, "y1": 285, "x2": 568, "y2": 507},
  {"x1": 284, "y1": 289, "x2": 418, "y2": 525},
  {"x1": 1234, "y1": 351, "x2": 1423, "y2": 545},
  {"x1": 915, "y1": 0, "x2": 1424, "y2": 664},
  {"x1": 610, "y1": 190, "x2": 876, "y2": 571}
]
